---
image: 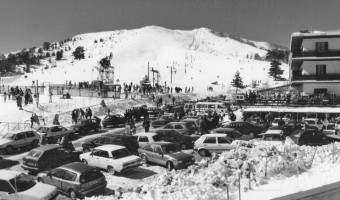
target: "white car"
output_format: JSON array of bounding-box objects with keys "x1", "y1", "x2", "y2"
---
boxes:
[
  {"x1": 36, "y1": 125, "x2": 74, "y2": 143},
  {"x1": 255, "y1": 130, "x2": 285, "y2": 145},
  {"x1": 79, "y1": 145, "x2": 141, "y2": 175},
  {"x1": 193, "y1": 133, "x2": 234, "y2": 157},
  {"x1": 303, "y1": 118, "x2": 324, "y2": 131},
  {"x1": 133, "y1": 132, "x2": 163, "y2": 148},
  {"x1": 0, "y1": 130, "x2": 40, "y2": 153},
  {"x1": 0, "y1": 170, "x2": 58, "y2": 200},
  {"x1": 271, "y1": 118, "x2": 289, "y2": 126}
]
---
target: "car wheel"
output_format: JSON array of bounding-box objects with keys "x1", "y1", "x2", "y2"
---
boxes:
[
  {"x1": 82, "y1": 159, "x2": 88, "y2": 164},
  {"x1": 83, "y1": 148, "x2": 90, "y2": 153},
  {"x1": 180, "y1": 143, "x2": 187, "y2": 150},
  {"x1": 108, "y1": 166, "x2": 115, "y2": 175},
  {"x1": 37, "y1": 177, "x2": 44, "y2": 183},
  {"x1": 166, "y1": 161, "x2": 174, "y2": 171},
  {"x1": 5, "y1": 146, "x2": 13, "y2": 153},
  {"x1": 141, "y1": 155, "x2": 148, "y2": 164},
  {"x1": 47, "y1": 137, "x2": 53, "y2": 144},
  {"x1": 32, "y1": 140, "x2": 39, "y2": 147},
  {"x1": 198, "y1": 149, "x2": 208, "y2": 157},
  {"x1": 68, "y1": 189, "x2": 77, "y2": 200}
]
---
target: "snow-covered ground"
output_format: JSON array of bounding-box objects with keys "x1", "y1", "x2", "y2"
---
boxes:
[{"x1": 6, "y1": 26, "x2": 289, "y2": 95}]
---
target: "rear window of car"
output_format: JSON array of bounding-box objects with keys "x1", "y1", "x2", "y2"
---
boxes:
[
  {"x1": 27, "y1": 150, "x2": 42, "y2": 158},
  {"x1": 111, "y1": 148, "x2": 131, "y2": 159},
  {"x1": 80, "y1": 169, "x2": 103, "y2": 183},
  {"x1": 152, "y1": 135, "x2": 162, "y2": 142},
  {"x1": 37, "y1": 127, "x2": 48, "y2": 133}
]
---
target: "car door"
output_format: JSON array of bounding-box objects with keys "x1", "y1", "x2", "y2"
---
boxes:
[
  {"x1": 50, "y1": 127, "x2": 60, "y2": 140},
  {"x1": 25, "y1": 131, "x2": 36, "y2": 145},
  {"x1": 174, "y1": 124, "x2": 185, "y2": 134},
  {"x1": 152, "y1": 145, "x2": 165, "y2": 165},
  {"x1": 202, "y1": 136, "x2": 217, "y2": 152},
  {"x1": 61, "y1": 170, "x2": 77, "y2": 194},
  {"x1": 88, "y1": 149, "x2": 101, "y2": 168},
  {"x1": 216, "y1": 137, "x2": 232, "y2": 153},
  {"x1": 143, "y1": 145, "x2": 155, "y2": 163},
  {"x1": 44, "y1": 168, "x2": 66, "y2": 191},
  {"x1": 138, "y1": 136, "x2": 149, "y2": 148},
  {"x1": 97, "y1": 150, "x2": 110, "y2": 170}
]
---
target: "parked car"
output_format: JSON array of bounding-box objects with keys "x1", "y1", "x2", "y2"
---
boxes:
[
  {"x1": 289, "y1": 129, "x2": 340, "y2": 146},
  {"x1": 147, "y1": 106, "x2": 163, "y2": 117},
  {"x1": 0, "y1": 170, "x2": 58, "y2": 200},
  {"x1": 101, "y1": 114, "x2": 126, "y2": 128},
  {"x1": 138, "y1": 142, "x2": 195, "y2": 170},
  {"x1": 194, "y1": 133, "x2": 234, "y2": 157},
  {"x1": 153, "y1": 122, "x2": 197, "y2": 135},
  {"x1": 133, "y1": 132, "x2": 162, "y2": 148},
  {"x1": 256, "y1": 130, "x2": 285, "y2": 145},
  {"x1": 303, "y1": 118, "x2": 324, "y2": 131},
  {"x1": 181, "y1": 118, "x2": 199, "y2": 133},
  {"x1": 70, "y1": 118, "x2": 101, "y2": 134},
  {"x1": 248, "y1": 117, "x2": 269, "y2": 131},
  {"x1": 0, "y1": 130, "x2": 40, "y2": 154},
  {"x1": 37, "y1": 162, "x2": 107, "y2": 200},
  {"x1": 269, "y1": 121, "x2": 306, "y2": 137},
  {"x1": 150, "y1": 130, "x2": 199, "y2": 150},
  {"x1": 210, "y1": 127, "x2": 250, "y2": 141},
  {"x1": 79, "y1": 145, "x2": 141, "y2": 175},
  {"x1": 22, "y1": 144, "x2": 82, "y2": 173},
  {"x1": 36, "y1": 125, "x2": 74, "y2": 144},
  {"x1": 80, "y1": 135, "x2": 139, "y2": 155},
  {"x1": 222, "y1": 121, "x2": 263, "y2": 138},
  {"x1": 271, "y1": 118, "x2": 290, "y2": 126},
  {"x1": 151, "y1": 116, "x2": 174, "y2": 128}
]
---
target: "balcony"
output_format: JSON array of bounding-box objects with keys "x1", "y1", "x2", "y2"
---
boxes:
[
  {"x1": 292, "y1": 50, "x2": 340, "y2": 58},
  {"x1": 292, "y1": 74, "x2": 340, "y2": 81}
]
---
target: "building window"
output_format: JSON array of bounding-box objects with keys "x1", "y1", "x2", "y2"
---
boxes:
[
  {"x1": 316, "y1": 42, "x2": 328, "y2": 52},
  {"x1": 314, "y1": 88, "x2": 327, "y2": 94},
  {"x1": 316, "y1": 65, "x2": 326, "y2": 76}
]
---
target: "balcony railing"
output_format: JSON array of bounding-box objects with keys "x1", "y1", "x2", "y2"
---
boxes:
[
  {"x1": 292, "y1": 74, "x2": 340, "y2": 81},
  {"x1": 292, "y1": 50, "x2": 340, "y2": 58}
]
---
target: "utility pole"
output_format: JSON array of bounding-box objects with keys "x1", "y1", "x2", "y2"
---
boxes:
[
  {"x1": 151, "y1": 67, "x2": 159, "y2": 87},
  {"x1": 170, "y1": 66, "x2": 176, "y2": 84},
  {"x1": 185, "y1": 63, "x2": 187, "y2": 73},
  {"x1": 148, "y1": 62, "x2": 150, "y2": 80}
]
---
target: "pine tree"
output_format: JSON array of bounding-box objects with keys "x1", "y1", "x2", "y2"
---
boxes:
[
  {"x1": 56, "y1": 51, "x2": 63, "y2": 60},
  {"x1": 94, "y1": 40, "x2": 98, "y2": 43},
  {"x1": 231, "y1": 71, "x2": 245, "y2": 94},
  {"x1": 43, "y1": 42, "x2": 50, "y2": 51},
  {"x1": 72, "y1": 46, "x2": 85, "y2": 60},
  {"x1": 46, "y1": 52, "x2": 50, "y2": 57},
  {"x1": 51, "y1": 52, "x2": 56, "y2": 57},
  {"x1": 268, "y1": 60, "x2": 284, "y2": 80}
]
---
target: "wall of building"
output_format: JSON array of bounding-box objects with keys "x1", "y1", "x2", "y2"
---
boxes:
[
  {"x1": 301, "y1": 82, "x2": 340, "y2": 94},
  {"x1": 301, "y1": 60, "x2": 340, "y2": 75},
  {"x1": 302, "y1": 38, "x2": 340, "y2": 51}
]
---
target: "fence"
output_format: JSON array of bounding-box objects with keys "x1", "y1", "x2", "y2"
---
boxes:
[{"x1": 0, "y1": 122, "x2": 31, "y2": 135}]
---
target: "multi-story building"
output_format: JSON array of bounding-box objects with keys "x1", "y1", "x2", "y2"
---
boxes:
[{"x1": 290, "y1": 30, "x2": 340, "y2": 95}]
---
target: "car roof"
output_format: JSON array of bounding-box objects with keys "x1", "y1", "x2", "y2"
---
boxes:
[
  {"x1": 31, "y1": 144, "x2": 60, "y2": 151},
  {"x1": 147, "y1": 142, "x2": 172, "y2": 146},
  {"x1": 134, "y1": 132, "x2": 158, "y2": 136},
  {"x1": 214, "y1": 128, "x2": 238, "y2": 132},
  {"x1": 264, "y1": 130, "x2": 283, "y2": 134},
  {"x1": 304, "y1": 118, "x2": 317, "y2": 121},
  {"x1": 8, "y1": 129, "x2": 35, "y2": 134},
  {"x1": 202, "y1": 133, "x2": 228, "y2": 137},
  {"x1": 0, "y1": 170, "x2": 22, "y2": 180},
  {"x1": 95, "y1": 144, "x2": 125, "y2": 151},
  {"x1": 168, "y1": 122, "x2": 187, "y2": 125},
  {"x1": 39, "y1": 125, "x2": 60, "y2": 128},
  {"x1": 61, "y1": 162, "x2": 95, "y2": 173}
]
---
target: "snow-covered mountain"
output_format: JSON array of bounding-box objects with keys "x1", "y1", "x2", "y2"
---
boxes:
[{"x1": 8, "y1": 26, "x2": 289, "y2": 94}]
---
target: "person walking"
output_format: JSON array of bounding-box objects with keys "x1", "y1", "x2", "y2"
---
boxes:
[
  {"x1": 125, "y1": 119, "x2": 131, "y2": 135},
  {"x1": 143, "y1": 117, "x2": 150, "y2": 132},
  {"x1": 3, "y1": 91, "x2": 6, "y2": 102}
]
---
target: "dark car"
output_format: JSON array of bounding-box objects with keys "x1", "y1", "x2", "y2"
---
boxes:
[
  {"x1": 70, "y1": 118, "x2": 101, "y2": 134},
  {"x1": 102, "y1": 114, "x2": 126, "y2": 128},
  {"x1": 147, "y1": 106, "x2": 164, "y2": 118},
  {"x1": 269, "y1": 121, "x2": 318, "y2": 137},
  {"x1": 289, "y1": 129, "x2": 340, "y2": 146},
  {"x1": 222, "y1": 121, "x2": 263, "y2": 138},
  {"x1": 153, "y1": 122, "x2": 197, "y2": 135},
  {"x1": 138, "y1": 143, "x2": 195, "y2": 170},
  {"x1": 151, "y1": 116, "x2": 175, "y2": 128},
  {"x1": 81, "y1": 135, "x2": 139, "y2": 155},
  {"x1": 37, "y1": 162, "x2": 107, "y2": 200},
  {"x1": 22, "y1": 145, "x2": 82, "y2": 173},
  {"x1": 180, "y1": 118, "x2": 199, "y2": 133},
  {"x1": 151, "y1": 130, "x2": 199, "y2": 149}
]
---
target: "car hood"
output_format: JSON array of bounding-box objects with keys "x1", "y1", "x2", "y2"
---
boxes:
[
  {"x1": 0, "y1": 138, "x2": 12, "y2": 146},
  {"x1": 166, "y1": 151, "x2": 193, "y2": 160},
  {"x1": 115, "y1": 155, "x2": 141, "y2": 163},
  {"x1": 20, "y1": 182, "x2": 57, "y2": 200},
  {"x1": 70, "y1": 124, "x2": 82, "y2": 129}
]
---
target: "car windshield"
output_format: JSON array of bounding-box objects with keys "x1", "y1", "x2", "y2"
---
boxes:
[
  {"x1": 305, "y1": 120, "x2": 315, "y2": 125},
  {"x1": 9, "y1": 173, "x2": 36, "y2": 192},
  {"x1": 27, "y1": 150, "x2": 43, "y2": 158},
  {"x1": 263, "y1": 134, "x2": 282, "y2": 141},
  {"x1": 111, "y1": 148, "x2": 131, "y2": 159},
  {"x1": 272, "y1": 119, "x2": 279, "y2": 123},
  {"x1": 3, "y1": 132, "x2": 15, "y2": 140},
  {"x1": 37, "y1": 127, "x2": 48, "y2": 133},
  {"x1": 162, "y1": 144, "x2": 181, "y2": 154}
]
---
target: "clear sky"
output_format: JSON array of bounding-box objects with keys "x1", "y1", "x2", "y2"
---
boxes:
[{"x1": 1, "y1": 0, "x2": 340, "y2": 54}]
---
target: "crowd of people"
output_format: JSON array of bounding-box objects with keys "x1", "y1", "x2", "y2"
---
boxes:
[{"x1": 71, "y1": 107, "x2": 92, "y2": 124}]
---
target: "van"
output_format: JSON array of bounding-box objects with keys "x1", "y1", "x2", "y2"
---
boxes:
[
  {"x1": 233, "y1": 94, "x2": 245, "y2": 103},
  {"x1": 195, "y1": 102, "x2": 226, "y2": 115}
]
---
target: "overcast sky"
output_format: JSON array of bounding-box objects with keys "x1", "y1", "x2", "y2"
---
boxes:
[{"x1": 1, "y1": 0, "x2": 340, "y2": 53}]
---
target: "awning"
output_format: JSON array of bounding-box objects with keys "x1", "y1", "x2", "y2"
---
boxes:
[{"x1": 244, "y1": 106, "x2": 340, "y2": 113}]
